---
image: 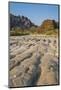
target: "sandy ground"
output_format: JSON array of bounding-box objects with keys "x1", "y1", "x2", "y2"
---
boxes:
[{"x1": 9, "y1": 35, "x2": 59, "y2": 87}]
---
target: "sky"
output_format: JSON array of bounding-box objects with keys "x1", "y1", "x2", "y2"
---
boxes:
[{"x1": 9, "y1": 2, "x2": 59, "y2": 26}]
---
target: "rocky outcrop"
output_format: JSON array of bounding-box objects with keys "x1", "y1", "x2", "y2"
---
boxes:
[
  {"x1": 37, "y1": 19, "x2": 58, "y2": 33},
  {"x1": 9, "y1": 35, "x2": 59, "y2": 87},
  {"x1": 41, "y1": 20, "x2": 58, "y2": 29},
  {"x1": 10, "y1": 14, "x2": 37, "y2": 29}
]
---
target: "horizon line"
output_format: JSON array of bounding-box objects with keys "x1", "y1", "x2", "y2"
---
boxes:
[{"x1": 10, "y1": 13, "x2": 59, "y2": 26}]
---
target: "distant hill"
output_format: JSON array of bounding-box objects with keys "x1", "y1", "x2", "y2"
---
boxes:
[
  {"x1": 38, "y1": 19, "x2": 58, "y2": 31},
  {"x1": 10, "y1": 14, "x2": 59, "y2": 36},
  {"x1": 37, "y1": 19, "x2": 59, "y2": 35},
  {"x1": 10, "y1": 14, "x2": 37, "y2": 30}
]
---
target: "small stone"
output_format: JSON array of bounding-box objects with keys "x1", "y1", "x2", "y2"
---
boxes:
[{"x1": 13, "y1": 75, "x2": 16, "y2": 78}]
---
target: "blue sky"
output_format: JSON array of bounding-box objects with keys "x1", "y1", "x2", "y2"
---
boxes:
[{"x1": 9, "y1": 2, "x2": 59, "y2": 26}]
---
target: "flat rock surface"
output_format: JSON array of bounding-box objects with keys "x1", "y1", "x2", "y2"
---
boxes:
[{"x1": 9, "y1": 35, "x2": 59, "y2": 87}]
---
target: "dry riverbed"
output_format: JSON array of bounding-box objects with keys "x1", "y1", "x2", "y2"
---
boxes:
[{"x1": 9, "y1": 35, "x2": 59, "y2": 87}]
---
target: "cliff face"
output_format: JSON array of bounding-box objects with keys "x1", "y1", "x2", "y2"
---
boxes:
[{"x1": 10, "y1": 14, "x2": 37, "y2": 29}]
